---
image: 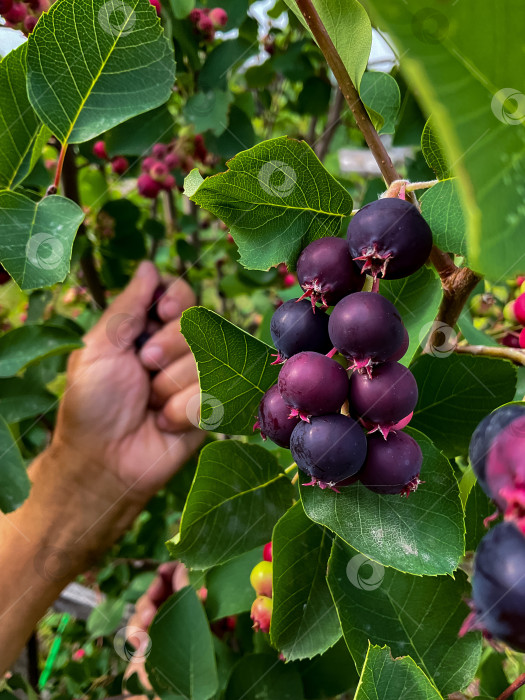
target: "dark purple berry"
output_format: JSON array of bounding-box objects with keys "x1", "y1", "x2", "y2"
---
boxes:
[
  {"x1": 469, "y1": 404, "x2": 525, "y2": 498},
  {"x1": 347, "y1": 198, "x2": 433, "y2": 280},
  {"x1": 254, "y1": 384, "x2": 299, "y2": 448},
  {"x1": 328, "y1": 292, "x2": 405, "y2": 374},
  {"x1": 148, "y1": 284, "x2": 166, "y2": 324},
  {"x1": 486, "y1": 415, "x2": 525, "y2": 527},
  {"x1": 134, "y1": 330, "x2": 152, "y2": 352},
  {"x1": 270, "y1": 299, "x2": 331, "y2": 363},
  {"x1": 388, "y1": 324, "x2": 409, "y2": 362},
  {"x1": 278, "y1": 351, "x2": 349, "y2": 421},
  {"x1": 296, "y1": 237, "x2": 364, "y2": 308},
  {"x1": 359, "y1": 431, "x2": 422, "y2": 495},
  {"x1": 290, "y1": 414, "x2": 367, "y2": 488},
  {"x1": 349, "y1": 361, "x2": 418, "y2": 437},
  {"x1": 461, "y1": 522, "x2": 525, "y2": 650}
]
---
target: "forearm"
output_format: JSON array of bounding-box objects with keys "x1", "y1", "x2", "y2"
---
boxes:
[{"x1": 0, "y1": 441, "x2": 142, "y2": 673}]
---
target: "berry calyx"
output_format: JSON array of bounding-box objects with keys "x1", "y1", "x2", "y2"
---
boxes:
[
  {"x1": 250, "y1": 561, "x2": 272, "y2": 597},
  {"x1": 296, "y1": 237, "x2": 364, "y2": 309},
  {"x1": 516, "y1": 293, "x2": 525, "y2": 325},
  {"x1": 251, "y1": 596, "x2": 272, "y2": 633},
  {"x1": 270, "y1": 299, "x2": 331, "y2": 363},
  {"x1": 278, "y1": 351, "x2": 349, "y2": 421},
  {"x1": 92, "y1": 140, "x2": 108, "y2": 160},
  {"x1": 486, "y1": 415, "x2": 525, "y2": 530},
  {"x1": 111, "y1": 156, "x2": 128, "y2": 175},
  {"x1": 263, "y1": 542, "x2": 272, "y2": 562},
  {"x1": 359, "y1": 431, "x2": 423, "y2": 495},
  {"x1": 347, "y1": 198, "x2": 433, "y2": 281},
  {"x1": 290, "y1": 414, "x2": 367, "y2": 488},
  {"x1": 209, "y1": 7, "x2": 228, "y2": 27},
  {"x1": 138, "y1": 173, "x2": 161, "y2": 199},
  {"x1": 254, "y1": 385, "x2": 299, "y2": 448}
]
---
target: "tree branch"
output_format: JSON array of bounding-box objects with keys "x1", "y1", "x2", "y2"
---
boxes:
[{"x1": 455, "y1": 343, "x2": 525, "y2": 366}]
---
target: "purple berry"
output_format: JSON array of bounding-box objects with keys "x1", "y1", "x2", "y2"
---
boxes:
[
  {"x1": 270, "y1": 299, "x2": 331, "y2": 362},
  {"x1": 290, "y1": 414, "x2": 367, "y2": 488},
  {"x1": 328, "y1": 292, "x2": 405, "y2": 374},
  {"x1": 148, "y1": 284, "x2": 166, "y2": 324},
  {"x1": 486, "y1": 415, "x2": 525, "y2": 527},
  {"x1": 347, "y1": 198, "x2": 433, "y2": 280},
  {"x1": 254, "y1": 385, "x2": 299, "y2": 448},
  {"x1": 359, "y1": 431, "x2": 422, "y2": 495},
  {"x1": 388, "y1": 324, "x2": 409, "y2": 362},
  {"x1": 349, "y1": 361, "x2": 418, "y2": 437},
  {"x1": 278, "y1": 351, "x2": 349, "y2": 421},
  {"x1": 296, "y1": 237, "x2": 364, "y2": 308}
]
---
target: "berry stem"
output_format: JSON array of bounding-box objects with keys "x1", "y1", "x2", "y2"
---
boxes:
[
  {"x1": 53, "y1": 143, "x2": 68, "y2": 191},
  {"x1": 284, "y1": 462, "x2": 298, "y2": 474},
  {"x1": 455, "y1": 343, "x2": 525, "y2": 366},
  {"x1": 496, "y1": 673, "x2": 525, "y2": 700}
]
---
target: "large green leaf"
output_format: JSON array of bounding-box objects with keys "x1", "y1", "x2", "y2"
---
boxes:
[
  {"x1": 167, "y1": 441, "x2": 294, "y2": 570},
  {"x1": 183, "y1": 90, "x2": 232, "y2": 136},
  {"x1": 300, "y1": 428, "x2": 464, "y2": 576},
  {"x1": 294, "y1": 639, "x2": 359, "y2": 698},
  {"x1": 355, "y1": 645, "x2": 442, "y2": 700},
  {"x1": 0, "y1": 325, "x2": 83, "y2": 378},
  {"x1": 0, "y1": 378, "x2": 56, "y2": 423},
  {"x1": 27, "y1": 0, "x2": 176, "y2": 144},
  {"x1": 0, "y1": 192, "x2": 85, "y2": 290},
  {"x1": 184, "y1": 137, "x2": 353, "y2": 270},
  {"x1": 328, "y1": 540, "x2": 481, "y2": 695},
  {"x1": 411, "y1": 354, "x2": 516, "y2": 457},
  {"x1": 225, "y1": 655, "x2": 303, "y2": 700},
  {"x1": 180, "y1": 307, "x2": 279, "y2": 435},
  {"x1": 105, "y1": 105, "x2": 175, "y2": 157},
  {"x1": 360, "y1": 72, "x2": 400, "y2": 135},
  {"x1": 365, "y1": 0, "x2": 525, "y2": 279},
  {"x1": 147, "y1": 587, "x2": 218, "y2": 700},
  {"x1": 206, "y1": 547, "x2": 263, "y2": 621},
  {"x1": 0, "y1": 417, "x2": 31, "y2": 513},
  {"x1": 271, "y1": 502, "x2": 341, "y2": 661},
  {"x1": 420, "y1": 180, "x2": 467, "y2": 257}
]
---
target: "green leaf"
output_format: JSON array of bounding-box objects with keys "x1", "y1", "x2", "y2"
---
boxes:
[
  {"x1": 420, "y1": 180, "x2": 467, "y2": 257},
  {"x1": 360, "y1": 72, "x2": 400, "y2": 135},
  {"x1": 328, "y1": 540, "x2": 481, "y2": 695},
  {"x1": 0, "y1": 417, "x2": 30, "y2": 513},
  {"x1": 0, "y1": 192, "x2": 85, "y2": 290},
  {"x1": 205, "y1": 105, "x2": 256, "y2": 161},
  {"x1": 87, "y1": 597, "x2": 126, "y2": 637},
  {"x1": 198, "y1": 38, "x2": 256, "y2": 91},
  {"x1": 0, "y1": 378, "x2": 56, "y2": 423},
  {"x1": 421, "y1": 119, "x2": 449, "y2": 180},
  {"x1": 380, "y1": 267, "x2": 442, "y2": 365},
  {"x1": 147, "y1": 587, "x2": 218, "y2": 700},
  {"x1": 169, "y1": 0, "x2": 194, "y2": 19},
  {"x1": 365, "y1": 0, "x2": 525, "y2": 280},
  {"x1": 294, "y1": 639, "x2": 359, "y2": 698},
  {"x1": 271, "y1": 502, "x2": 341, "y2": 661},
  {"x1": 27, "y1": 0, "x2": 176, "y2": 144},
  {"x1": 225, "y1": 655, "x2": 303, "y2": 700},
  {"x1": 167, "y1": 441, "x2": 294, "y2": 570},
  {"x1": 355, "y1": 645, "x2": 443, "y2": 700},
  {"x1": 411, "y1": 354, "x2": 516, "y2": 457},
  {"x1": 105, "y1": 104, "x2": 175, "y2": 157},
  {"x1": 185, "y1": 137, "x2": 353, "y2": 270},
  {"x1": 0, "y1": 325, "x2": 83, "y2": 378},
  {"x1": 457, "y1": 309, "x2": 499, "y2": 348},
  {"x1": 300, "y1": 428, "x2": 464, "y2": 576},
  {"x1": 183, "y1": 90, "x2": 232, "y2": 136},
  {"x1": 180, "y1": 307, "x2": 279, "y2": 435},
  {"x1": 0, "y1": 44, "x2": 43, "y2": 189},
  {"x1": 206, "y1": 547, "x2": 263, "y2": 621}
]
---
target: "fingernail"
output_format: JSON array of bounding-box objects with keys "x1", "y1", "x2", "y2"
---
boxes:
[
  {"x1": 136, "y1": 261, "x2": 152, "y2": 278},
  {"x1": 140, "y1": 344, "x2": 164, "y2": 368},
  {"x1": 159, "y1": 299, "x2": 179, "y2": 321}
]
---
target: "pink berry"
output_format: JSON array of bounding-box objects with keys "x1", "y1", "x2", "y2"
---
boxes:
[
  {"x1": 141, "y1": 156, "x2": 156, "y2": 173},
  {"x1": 111, "y1": 156, "x2": 129, "y2": 175},
  {"x1": 138, "y1": 173, "x2": 161, "y2": 199},
  {"x1": 149, "y1": 0, "x2": 161, "y2": 15},
  {"x1": 92, "y1": 141, "x2": 108, "y2": 160},
  {"x1": 162, "y1": 174, "x2": 176, "y2": 190},
  {"x1": 486, "y1": 416, "x2": 525, "y2": 530},
  {"x1": 150, "y1": 161, "x2": 168, "y2": 181},
  {"x1": 188, "y1": 8, "x2": 202, "y2": 23},
  {"x1": 208, "y1": 7, "x2": 227, "y2": 27},
  {"x1": 72, "y1": 649, "x2": 85, "y2": 661},
  {"x1": 197, "y1": 586, "x2": 208, "y2": 603},
  {"x1": 23, "y1": 14, "x2": 37, "y2": 32},
  {"x1": 197, "y1": 14, "x2": 214, "y2": 33},
  {"x1": 520, "y1": 328, "x2": 525, "y2": 349},
  {"x1": 283, "y1": 273, "x2": 296, "y2": 288},
  {"x1": 263, "y1": 542, "x2": 272, "y2": 562},
  {"x1": 5, "y1": 2, "x2": 26, "y2": 22},
  {"x1": 517, "y1": 276, "x2": 525, "y2": 287},
  {"x1": 251, "y1": 596, "x2": 272, "y2": 633},
  {"x1": 0, "y1": 0, "x2": 13, "y2": 14},
  {"x1": 152, "y1": 143, "x2": 168, "y2": 159},
  {"x1": 164, "y1": 152, "x2": 180, "y2": 170},
  {"x1": 515, "y1": 293, "x2": 525, "y2": 325}
]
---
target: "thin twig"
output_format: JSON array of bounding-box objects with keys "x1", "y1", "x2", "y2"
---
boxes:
[
  {"x1": 496, "y1": 673, "x2": 525, "y2": 700},
  {"x1": 316, "y1": 87, "x2": 344, "y2": 161},
  {"x1": 455, "y1": 344, "x2": 525, "y2": 365}
]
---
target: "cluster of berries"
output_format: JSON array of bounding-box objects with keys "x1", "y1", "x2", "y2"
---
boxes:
[
  {"x1": 461, "y1": 404, "x2": 525, "y2": 649},
  {"x1": 504, "y1": 284, "x2": 525, "y2": 348},
  {"x1": 0, "y1": 0, "x2": 47, "y2": 34},
  {"x1": 188, "y1": 7, "x2": 227, "y2": 41},
  {"x1": 92, "y1": 140, "x2": 130, "y2": 178},
  {"x1": 249, "y1": 542, "x2": 272, "y2": 633},
  {"x1": 255, "y1": 197, "x2": 434, "y2": 494},
  {"x1": 470, "y1": 275, "x2": 525, "y2": 350}
]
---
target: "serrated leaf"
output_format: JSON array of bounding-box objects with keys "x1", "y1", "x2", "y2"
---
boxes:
[
  {"x1": 380, "y1": 267, "x2": 442, "y2": 365},
  {"x1": 180, "y1": 307, "x2": 279, "y2": 435},
  {"x1": 146, "y1": 587, "x2": 218, "y2": 700},
  {"x1": 300, "y1": 428, "x2": 464, "y2": 576},
  {"x1": 225, "y1": 654, "x2": 303, "y2": 700},
  {"x1": 183, "y1": 90, "x2": 232, "y2": 136},
  {"x1": 0, "y1": 378, "x2": 56, "y2": 422},
  {"x1": 420, "y1": 180, "x2": 467, "y2": 257},
  {"x1": 206, "y1": 547, "x2": 263, "y2": 621},
  {"x1": 360, "y1": 72, "x2": 400, "y2": 135},
  {"x1": 167, "y1": 441, "x2": 294, "y2": 570},
  {"x1": 0, "y1": 192, "x2": 85, "y2": 290},
  {"x1": 421, "y1": 119, "x2": 449, "y2": 180},
  {"x1": 328, "y1": 540, "x2": 481, "y2": 695},
  {"x1": 271, "y1": 502, "x2": 341, "y2": 661},
  {"x1": 0, "y1": 417, "x2": 30, "y2": 513},
  {"x1": 185, "y1": 137, "x2": 353, "y2": 270},
  {"x1": 0, "y1": 325, "x2": 83, "y2": 378},
  {"x1": 27, "y1": 0, "x2": 176, "y2": 144},
  {"x1": 355, "y1": 645, "x2": 443, "y2": 700},
  {"x1": 411, "y1": 354, "x2": 516, "y2": 457}
]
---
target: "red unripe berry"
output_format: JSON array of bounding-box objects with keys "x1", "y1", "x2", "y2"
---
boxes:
[
  {"x1": 500, "y1": 332, "x2": 520, "y2": 348},
  {"x1": 517, "y1": 276, "x2": 525, "y2": 287},
  {"x1": 138, "y1": 173, "x2": 161, "y2": 199},
  {"x1": 164, "y1": 152, "x2": 180, "y2": 170},
  {"x1": 520, "y1": 328, "x2": 525, "y2": 349},
  {"x1": 111, "y1": 156, "x2": 129, "y2": 175},
  {"x1": 283, "y1": 273, "x2": 296, "y2": 288},
  {"x1": 5, "y1": 1, "x2": 25, "y2": 22},
  {"x1": 197, "y1": 14, "x2": 214, "y2": 33},
  {"x1": 141, "y1": 156, "x2": 156, "y2": 173},
  {"x1": 23, "y1": 14, "x2": 37, "y2": 32},
  {"x1": 152, "y1": 143, "x2": 168, "y2": 159},
  {"x1": 149, "y1": 0, "x2": 161, "y2": 15},
  {"x1": 515, "y1": 293, "x2": 525, "y2": 325},
  {"x1": 209, "y1": 7, "x2": 228, "y2": 27},
  {"x1": 188, "y1": 8, "x2": 202, "y2": 23},
  {"x1": 0, "y1": 0, "x2": 13, "y2": 15},
  {"x1": 150, "y1": 161, "x2": 169, "y2": 181},
  {"x1": 263, "y1": 542, "x2": 272, "y2": 562},
  {"x1": 225, "y1": 615, "x2": 237, "y2": 630},
  {"x1": 92, "y1": 140, "x2": 108, "y2": 160},
  {"x1": 162, "y1": 174, "x2": 176, "y2": 191},
  {"x1": 197, "y1": 586, "x2": 208, "y2": 603},
  {"x1": 250, "y1": 561, "x2": 272, "y2": 597},
  {"x1": 251, "y1": 596, "x2": 272, "y2": 633}
]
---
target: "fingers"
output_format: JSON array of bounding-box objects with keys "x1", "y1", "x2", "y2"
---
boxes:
[
  {"x1": 150, "y1": 353, "x2": 198, "y2": 408},
  {"x1": 156, "y1": 382, "x2": 201, "y2": 432},
  {"x1": 156, "y1": 277, "x2": 196, "y2": 323},
  {"x1": 139, "y1": 318, "x2": 191, "y2": 371}
]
